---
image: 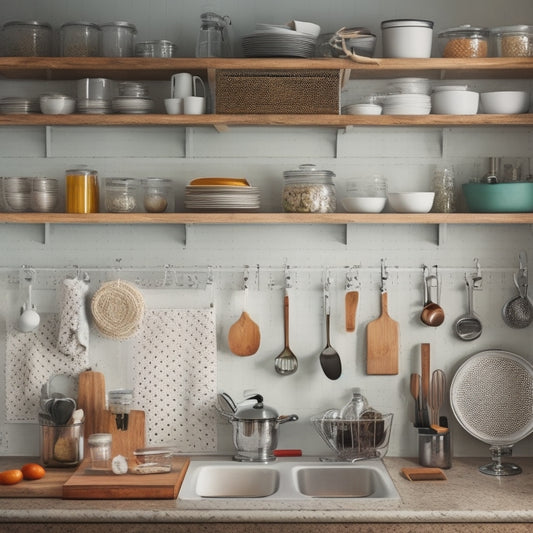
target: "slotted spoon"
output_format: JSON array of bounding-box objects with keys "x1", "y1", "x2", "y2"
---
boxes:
[{"x1": 274, "y1": 290, "x2": 298, "y2": 375}]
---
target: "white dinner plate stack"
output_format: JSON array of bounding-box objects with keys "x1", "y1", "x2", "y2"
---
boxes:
[
  {"x1": 0, "y1": 97, "x2": 40, "y2": 114},
  {"x1": 382, "y1": 94, "x2": 431, "y2": 115},
  {"x1": 242, "y1": 24, "x2": 317, "y2": 57},
  {"x1": 185, "y1": 178, "x2": 260, "y2": 212},
  {"x1": 77, "y1": 98, "x2": 113, "y2": 114},
  {"x1": 112, "y1": 96, "x2": 155, "y2": 114}
]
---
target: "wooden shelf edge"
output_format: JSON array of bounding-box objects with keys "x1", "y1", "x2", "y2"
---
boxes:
[{"x1": 1, "y1": 212, "x2": 533, "y2": 225}]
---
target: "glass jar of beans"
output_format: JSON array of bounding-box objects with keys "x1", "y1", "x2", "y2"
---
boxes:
[{"x1": 438, "y1": 25, "x2": 489, "y2": 58}]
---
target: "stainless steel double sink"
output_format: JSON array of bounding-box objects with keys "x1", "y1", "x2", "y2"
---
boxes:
[{"x1": 178, "y1": 457, "x2": 400, "y2": 505}]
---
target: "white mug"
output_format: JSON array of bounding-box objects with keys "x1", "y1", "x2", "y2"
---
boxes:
[
  {"x1": 171, "y1": 73, "x2": 206, "y2": 98},
  {"x1": 184, "y1": 96, "x2": 206, "y2": 115},
  {"x1": 164, "y1": 97, "x2": 183, "y2": 115}
]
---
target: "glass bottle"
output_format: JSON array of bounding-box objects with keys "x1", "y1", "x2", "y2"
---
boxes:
[
  {"x1": 432, "y1": 167, "x2": 456, "y2": 213},
  {"x1": 340, "y1": 388, "x2": 368, "y2": 420},
  {"x1": 195, "y1": 12, "x2": 232, "y2": 57},
  {"x1": 66, "y1": 167, "x2": 99, "y2": 213}
]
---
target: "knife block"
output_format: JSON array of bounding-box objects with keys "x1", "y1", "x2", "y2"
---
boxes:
[{"x1": 102, "y1": 409, "x2": 145, "y2": 458}]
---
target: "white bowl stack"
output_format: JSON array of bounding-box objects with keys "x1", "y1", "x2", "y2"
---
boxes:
[
  {"x1": 2, "y1": 177, "x2": 32, "y2": 212},
  {"x1": 382, "y1": 78, "x2": 431, "y2": 115}
]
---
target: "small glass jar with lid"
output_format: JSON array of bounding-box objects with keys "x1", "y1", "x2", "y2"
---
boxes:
[
  {"x1": 1, "y1": 20, "x2": 53, "y2": 56},
  {"x1": 65, "y1": 167, "x2": 99, "y2": 213},
  {"x1": 438, "y1": 25, "x2": 489, "y2": 58},
  {"x1": 142, "y1": 178, "x2": 173, "y2": 213},
  {"x1": 432, "y1": 167, "x2": 456, "y2": 213},
  {"x1": 135, "y1": 40, "x2": 178, "y2": 58},
  {"x1": 87, "y1": 433, "x2": 112, "y2": 470},
  {"x1": 60, "y1": 21, "x2": 100, "y2": 57},
  {"x1": 101, "y1": 21, "x2": 137, "y2": 57},
  {"x1": 104, "y1": 178, "x2": 138, "y2": 213},
  {"x1": 282, "y1": 164, "x2": 336, "y2": 213}
]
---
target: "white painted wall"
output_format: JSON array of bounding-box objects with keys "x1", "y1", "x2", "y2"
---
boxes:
[{"x1": 0, "y1": 0, "x2": 532, "y2": 463}]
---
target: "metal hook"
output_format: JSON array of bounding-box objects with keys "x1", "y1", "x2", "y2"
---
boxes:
[
  {"x1": 472, "y1": 258, "x2": 483, "y2": 289},
  {"x1": 345, "y1": 266, "x2": 360, "y2": 290},
  {"x1": 284, "y1": 265, "x2": 292, "y2": 290},
  {"x1": 380, "y1": 259, "x2": 388, "y2": 291}
]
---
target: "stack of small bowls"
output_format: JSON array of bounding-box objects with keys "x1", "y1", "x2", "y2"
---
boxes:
[
  {"x1": 31, "y1": 177, "x2": 59, "y2": 212},
  {"x1": 382, "y1": 78, "x2": 431, "y2": 115},
  {"x1": 342, "y1": 176, "x2": 388, "y2": 213},
  {"x1": 112, "y1": 82, "x2": 154, "y2": 114},
  {"x1": 2, "y1": 177, "x2": 32, "y2": 212},
  {"x1": 40, "y1": 94, "x2": 76, "y2": 115}
]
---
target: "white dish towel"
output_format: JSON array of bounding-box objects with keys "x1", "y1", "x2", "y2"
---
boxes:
[{"x1": 132, "y1": 308, "x2": 217, "y2": 452}]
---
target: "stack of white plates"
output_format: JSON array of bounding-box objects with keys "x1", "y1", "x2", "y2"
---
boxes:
[
  {"x1": 77, "y1": 98, "x2": 113, "y2": 114},
  {"x1": 387, "y1": 77, "x2": 431, "y2": 95},
  {"x1": 112, "y1": 96, "x2": 154, "y2": 114},
  {"x1": 242, "y1": 25, "x2": 317, "y2": 57},
  {"x1": 382, "y1": 94, "x2": 431, "y2": 115},
  {"x1": 185, "y1": 178, "x2": 260, "y2": 212},
  {"x1": 0, "y1": 97, "x2": 40, "y2": 114},
  {"x1": 2, "y1": 177, "x2": 32, "y2": 212},
  {"x1": 342, "y1": 103, "x2": 382, "y2": 115}
]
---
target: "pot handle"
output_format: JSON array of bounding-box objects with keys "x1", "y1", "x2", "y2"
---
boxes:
[{"x1": 277, "y1": 414, "x2": 298, "y2": 424}]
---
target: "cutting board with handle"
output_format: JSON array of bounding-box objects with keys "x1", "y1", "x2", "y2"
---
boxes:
[
  {"x1": 62, "y1": 456, "x2": 190, "y2": 499},
  {"x1": 366, "y1": 290, "x2": 399, "y2": 375},
  {"x1": 77, "y1": 370, "x2": 107, "y2": 438}
]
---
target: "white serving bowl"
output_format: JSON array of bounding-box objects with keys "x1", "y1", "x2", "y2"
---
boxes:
[
  {"x1": 480, "y1": 91, "x2": 530, "y2": 114},
  {"x1": 290, "y1": 20, "x2": 321, "y2": 38},
  {"x1": 342, "y1": 196, "x2": 387, "y2": 213},
  {"x1": 40, "y1": 95, "x2": 76, "y2": 115},
  {"x1": 387, "y1": 192, "x2": 435, "y2": 213},
  {"x1": 431, "y1": 90, "x2": 479, "y2": 114}
]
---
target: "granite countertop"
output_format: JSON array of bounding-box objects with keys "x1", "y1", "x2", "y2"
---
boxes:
[{"x1": 0, "y1": 456, "x2": 532, "y2": 524}]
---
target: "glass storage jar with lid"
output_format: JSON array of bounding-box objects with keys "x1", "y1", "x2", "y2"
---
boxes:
[
  {"x1": 101, "y1": 21, "x2": 137, "y2": 57},
  {"x1": 65, "y1": 166, "x2": 99, "y2": 213},
  {"x1": 142, "y1": 178, "x2": 173, "y2": 213},
  {"x1": 282, "y1": 164, "x2": 336, "y2": 213},
  {"x1": 60, "y1": 21, "x2": 100, "y2": 56},
  {"x1": 1, "y1": 20, "x2": 53, "y2": 56},
  {"x1": 104, "y1": 178, "x2": 138, "y2": 213},
  {"x1": 437, "y1": 25, "x2": 489, "y2": 57}
]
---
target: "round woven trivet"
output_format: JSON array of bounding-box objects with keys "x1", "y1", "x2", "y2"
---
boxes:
[{"x1": 90, "y1": 279, "x2": 145, "y2": 339}]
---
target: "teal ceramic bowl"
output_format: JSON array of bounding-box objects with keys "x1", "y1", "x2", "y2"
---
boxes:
[{"x1": 462, "y1": 182, "x2": 533, "y2": 212}]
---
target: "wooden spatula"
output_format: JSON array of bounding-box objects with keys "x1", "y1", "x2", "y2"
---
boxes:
[
  {"x1": 366, "y1": 290, "x2": 399, "y2": 375},
  {"x1": 345, "y1": 291, "x2": 359, "y2": 332}
]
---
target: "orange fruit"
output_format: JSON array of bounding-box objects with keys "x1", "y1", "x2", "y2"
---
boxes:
[
  {"x1": 21, "y1": 463, "x2": 46, "y2": 481},
  {"x1": 0, "y1": 469, "x2": 23, "y2": 485}
]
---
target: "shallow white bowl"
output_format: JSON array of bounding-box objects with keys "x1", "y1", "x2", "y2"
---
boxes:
[
  {"x1": 480, "y1": 91, "x2": 530, "y2": 114},
  {"x1": 342, "y1": 196, "x2": 387, "y2": 213},
  {"x1": 40, "y1": 96, "x2": 76, "y2": 115},
  {"x1": 431, "y1": 90, "x2": 479, "y2": 114},
  {"x1": 387, "y1": 192, "x2": 435, "y2": 213}
]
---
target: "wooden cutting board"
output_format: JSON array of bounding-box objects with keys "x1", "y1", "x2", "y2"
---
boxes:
[
  {"x1": 62, "y1": 456, "x2": 190, "y2": 499},
  {"x1": 77, "y1": 370, "x2": 107, "y2": 437},
  {"x1": 366, "y1": 290, "x2": 399, "y2": 375},
  {"x1": 0, "y1": 467, "x2": 75, "y2": 498},
  {"x1": 103, "y1": 409, "x2": 145, "y2": 458}
]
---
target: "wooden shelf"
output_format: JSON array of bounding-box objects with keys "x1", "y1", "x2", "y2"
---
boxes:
[
  {"x1": 2, "y1": 212, "x2": 533, "y2": 225},
  {"x1": 1, "y1": 56, "x2": 533, "y2": 80}
]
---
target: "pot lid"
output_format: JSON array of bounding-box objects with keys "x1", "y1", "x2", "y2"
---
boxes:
[{"x1": 234, "y1": 394, "x2": 278, "y2": 420}]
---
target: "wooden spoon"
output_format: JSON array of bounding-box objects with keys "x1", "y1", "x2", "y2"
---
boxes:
[{"x1": 228, "y1": 311, "x2": 261, "y2": 356}]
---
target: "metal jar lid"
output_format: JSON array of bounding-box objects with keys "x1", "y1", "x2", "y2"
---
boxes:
[
  {"x1": 381, "y1": 19, "x2": 434, "y2": 29},
  {"x1": 490, "y1": 25, "x2": 533, "y2": 35},
  {"x1": 60, "y1": 21, "x2": 100, "y2": 30},
  {"x1": 3, "y1": 20, "x2": 52, "y2": 30},
  {"x1": 87, "y1": 433, "x2": 112, "y2": 446},
  {"x1": 233, "y1": 394, "x2": 279, "y2": 420},
  {"x1": 438, "y1": 25, "x2": 489, "y2": 39},
  {"x1": 283, "y1": 164, "x2": 335, "y2": 182},
  {"x1": 101, "y1": 21, "x2": 137, "y2": 33}
]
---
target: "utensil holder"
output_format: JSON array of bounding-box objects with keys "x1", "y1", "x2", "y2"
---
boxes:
[
  {"x1": 418, "y1": 430, "x2": 452, "y2": 469},
  {"x1": 40, "y1": 420, "x2": 84, "y2": 467}
]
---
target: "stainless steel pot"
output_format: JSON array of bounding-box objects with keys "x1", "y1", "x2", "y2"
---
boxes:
[{"x1": 221, "y1": 394, "x2": 298, "y2": 462}]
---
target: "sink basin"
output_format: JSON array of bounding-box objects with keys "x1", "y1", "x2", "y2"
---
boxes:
[{"x1": 178, "y1": 457, "x2": 400, "y2": 506}]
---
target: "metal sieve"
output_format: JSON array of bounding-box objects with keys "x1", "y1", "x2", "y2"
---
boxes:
[{"x1": 450, "y1": 350, "x2": 533, "y2": 475}]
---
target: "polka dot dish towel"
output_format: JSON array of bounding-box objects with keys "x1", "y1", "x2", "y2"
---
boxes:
[{"x1": 132, "y1": 308, "x2": 217, "y2": 453}]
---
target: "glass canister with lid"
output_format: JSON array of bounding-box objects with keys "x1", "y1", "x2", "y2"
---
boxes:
[
  {"x1": 104, "y1": 178, "x2": 138, "y2": 213},
  {"x1": 282, "y1": 164, "x2": 336, "y2": 213},
  {"x1": 60, "y1": 21, "x2": 100, "y2": 56},
  {"x1": 437, "y1": 25, "x2": 489, "y2": 58},
  {"x1": 101, "y1": 21, "x2": 137, "y2": 57},
  {"x1": 1, "y1": 20, "x2": 53, "y2": 56},
  {"x1": 65, "y1": 166, "x2": 99, "y2": 213},
  {"x1": 142, "y1": 178, "x2": 173, "y2": 213}
]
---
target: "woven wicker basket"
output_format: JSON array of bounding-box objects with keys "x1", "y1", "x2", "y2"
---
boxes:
[{"x1": 215, "y1": 69, "x2": 341, "y2": 114}]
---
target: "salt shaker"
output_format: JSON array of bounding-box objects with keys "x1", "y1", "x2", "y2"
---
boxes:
[{"x1": 432, "y1": 167, "x2": 456, "y2": 213}]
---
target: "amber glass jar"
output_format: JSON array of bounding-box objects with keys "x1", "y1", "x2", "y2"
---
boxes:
[{"x1": 66, "y1": 167, "x2": 99, "y2": 213}]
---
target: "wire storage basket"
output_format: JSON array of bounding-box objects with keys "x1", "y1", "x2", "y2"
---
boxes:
[{"x1": 311, "y1": 413, "x2": 393, "y2": 462}]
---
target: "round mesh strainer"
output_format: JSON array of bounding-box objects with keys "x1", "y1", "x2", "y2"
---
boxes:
[{"x1": 450, "y1": 350, "x2": 533, "y2": 446}]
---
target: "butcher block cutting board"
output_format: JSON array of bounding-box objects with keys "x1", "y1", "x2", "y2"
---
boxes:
[
  {"x1": 0, "y1": 467, "x2": 75, "y2": 498},
  {"x1": 62, "y1": 456, "x2": 190, "y2": 499}
]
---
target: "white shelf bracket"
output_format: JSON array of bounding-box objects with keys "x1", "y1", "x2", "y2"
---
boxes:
[
  {"x1": 43, "y1": 223, "x2": 51, "y2": 245},
  {"x1": 185, "y1": 223, "x2": 194, "y2": 247},
  {"x1": 438, "y1": 223, "x2": 448, "y2": 246},
  {"x1": 45, "y1": 126, "x2": 52, "y2": 157}
]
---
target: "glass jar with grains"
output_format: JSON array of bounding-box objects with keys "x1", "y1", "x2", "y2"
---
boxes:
[
  {"x1": 66, "y1": 167, "x2": 99, "y2": 213},
  {"x1": 282, "y1": 164, "x2": 336, "y2": 213},
  {"x1": 438, "y1": 25, "x2": 489, "y2": 58},
  {"x1": 1, "y1": 20, "x2": 53, "y2": 56},
  {"x1": 432, "y1": 167, "x2": 456, "y2": 213},
  {"x1": 60, "y1": 21, "x2": 100, "y2": 56},
  {"x1": 104, "y1": 178, "x2": 137, "y2": 213}
]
